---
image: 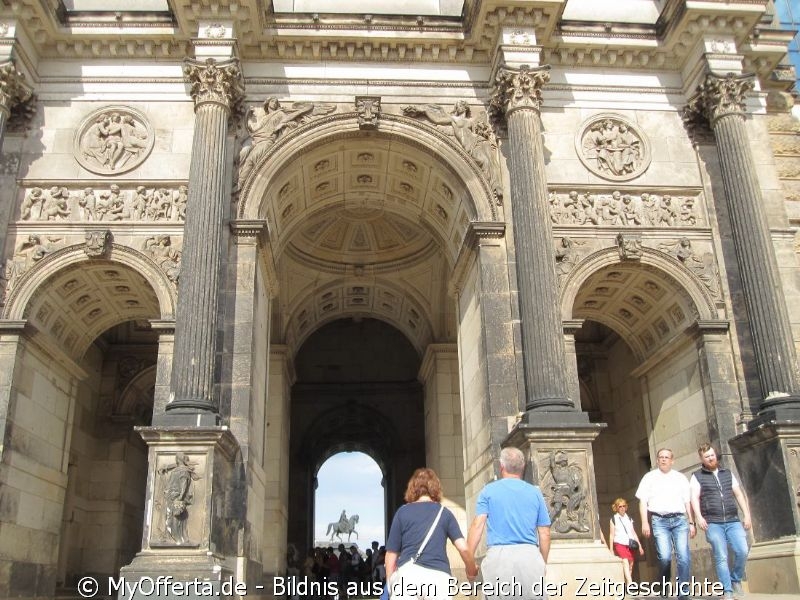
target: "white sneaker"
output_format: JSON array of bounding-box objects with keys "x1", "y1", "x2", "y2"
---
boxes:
[{"x1": 731, "y1": 581, "x2": 745, "y2": 598}]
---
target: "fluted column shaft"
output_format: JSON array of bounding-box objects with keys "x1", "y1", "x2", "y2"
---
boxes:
[
  {"x1": 491, "y1": 65, "x2": 574, "y2": 413},
  {"x1": 689, "y1": 73, "x2": 800, "y2": 415},
  {"x1": 167, "y1": 58, "x2": 243, "y2": 420}
]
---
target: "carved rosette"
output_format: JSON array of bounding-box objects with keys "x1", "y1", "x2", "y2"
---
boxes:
[
  {"x1": 183, "y1": 57, "x2": 244, "y2": 112},
  {"x1": 74, "y1": 106, "x2": 155, "y2": 175},
  {"x1": 685, "y1": 72, "x2": 755, "y2": 127},
  {"x1": 576, "y1": 114, "x2": 651, "y2": 182},
  {"x1": 489, "y1": 64, "x2": 550, "y2": 122},
  {"x1": 0, "y1": 61, "x2": 32, "y2": 116}
]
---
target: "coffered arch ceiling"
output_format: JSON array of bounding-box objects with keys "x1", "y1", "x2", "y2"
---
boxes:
[
  {"x1": 23, "y1": 261, "x2": 161, "y2": 361},
  {"x1": 572, "y1": 262, "x2": 700, "y2": 362},
  {"x1": 271, "y1": 136, "x2": 468, "y2": 354}
]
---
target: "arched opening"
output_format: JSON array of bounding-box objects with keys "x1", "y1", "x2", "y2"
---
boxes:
[
  {"x1": 287, "y1": 318, "x2": 424, "y2": 555},
  {"x1": 314, "y1": 451, "x2": 386, "y2": 547},
  {"x1": 0, "y1": 258, "x2": 165, "y2": 594},
  {"x1": 247, "y1": 123, "x2": 491, "y2": 580},
  {"x1": 569, "y1": 260, "x2": 713, "y2": 581}
]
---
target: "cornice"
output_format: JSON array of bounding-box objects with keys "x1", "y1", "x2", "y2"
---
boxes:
[{"x1": 0, "y1": 0, "x2": 787, "y2": 87}]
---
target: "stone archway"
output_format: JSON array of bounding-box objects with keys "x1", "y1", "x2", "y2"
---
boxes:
[
  {"x1": 564, "y1": 255, "x2": 734, "y2": 582},
  {"x1": 230, "y1": 105, "x2": 509, "y2": 586},
  {"x1": 0, "y1": 257, "x2": 168, "y2": 595}
]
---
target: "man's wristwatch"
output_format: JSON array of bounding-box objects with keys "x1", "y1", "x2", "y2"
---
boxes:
[{"x1": 689, "y1": 522, "x2": 696, "y2": 526}]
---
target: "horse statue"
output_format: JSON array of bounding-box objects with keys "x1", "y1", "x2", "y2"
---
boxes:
[{"x1": 326, "y1": 514, "x2": 359, "y2": 541}]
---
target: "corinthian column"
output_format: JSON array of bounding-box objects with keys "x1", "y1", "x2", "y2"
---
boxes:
[
  {"x1": 164, "y1": 58, "x2": 244, "y2": 424},
  {"x1": 0, "y1": 60, "x2": 32, "y2": 151},
  {"x1": 490, "y1": 65, "x2": 580, "y2": 419},
  {"x1": 686, "y1": 73, "x2": 800, "y2": 420}
]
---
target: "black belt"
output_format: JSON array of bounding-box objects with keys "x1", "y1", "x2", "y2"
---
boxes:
[{"x1": 651, "y1": 512, "x2": 684, "y2": 518}]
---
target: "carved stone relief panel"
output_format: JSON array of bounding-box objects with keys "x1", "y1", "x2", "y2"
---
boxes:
[
  {"x1": 538, "y1": 449, "x2": 592, "y2": 536},
  {"x1": 74, "y1": 106, "x2": 155, "y2": 175},
  {"x1": 576, "y1": 114, "x2": 651, "y2": 181},
  {"x1": 150, "y1": 451, "x2": 205, "y2": 547},
  {"x1": 19, "y1": 184, "x2": 187, "y2": 222},
  {"x1": 142, "y1": 236, "x2": 182, "y2": 283},
  {"x1": 1, "y1": 234, "x2": 65, "y2": 303},
  {"x1": 548, "y1": 189, "x2": 702, "y2": 227},
  {"x1": 659, "y1": 237, "x2": 721, "y2": 299}
]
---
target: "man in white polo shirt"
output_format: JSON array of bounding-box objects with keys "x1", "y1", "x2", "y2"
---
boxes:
[{"x1": 635, "y1": 448, "x2": 696, "y2": 599}]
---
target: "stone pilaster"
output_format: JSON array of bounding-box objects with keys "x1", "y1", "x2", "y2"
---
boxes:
[
  {"x1": 162, "y1": 58, "x2": 244, "y2": 425},
  {"x1": 686, "y1": 72, "x2": 800, "y2": 421},
  {"x1": 0, "y1": 60, "x2": 32, "y2": 151},
  {"x1": 489, "y1": 65, "x2": 583, "y2": 421}
]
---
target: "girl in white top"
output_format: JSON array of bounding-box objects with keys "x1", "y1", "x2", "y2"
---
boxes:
[{"x1": 608, "y1": 497, "x2": 644, "y2": 584}]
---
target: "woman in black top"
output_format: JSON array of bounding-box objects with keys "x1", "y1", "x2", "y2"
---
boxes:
[{"x1": 385, "y1": 468, "x2": 477, "y2": 599}]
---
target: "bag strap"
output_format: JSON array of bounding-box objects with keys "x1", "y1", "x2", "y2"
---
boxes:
[
  {"x1": 616, "y1": 515, "x2": 632, "y2": 538},
  {"x1": 411, "y1": 505, "x2": 444, "y2": 563}
]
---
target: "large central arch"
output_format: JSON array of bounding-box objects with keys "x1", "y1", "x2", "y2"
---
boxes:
[{"x1": 236, "y1": 104, "x2": 507, "y2": 578}]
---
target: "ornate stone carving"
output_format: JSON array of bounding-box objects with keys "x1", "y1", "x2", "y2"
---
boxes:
[
  {"x1": 660, "y1": 237, "x2": 720, "y2": 298},
  {"x1": 0, "y1": 60, "x2": 32, "y2": 115},
  {"x1": 183, "y1": 57, "x2": 244, "y2": 110},
  {"x1": 489, "y1": 64, "x2": 550, "y2": 119},
  {"x1": 355, "y1": 96, "x2": 381, "y2": 129},
  {"x1": 555, "y1": 236, "x2": 584, "y2": 284},
  {"x1": 143, "y1": 236, "x2": 182, "y2": 283},
  {"x1": 84, "y1": 230, "x2": 112, "y2": 258},
  {"x1": 19, "y1": 184, "x2": 188, "y2": 222},
  {"x1": 576, "y1": 114, "x2": 650, "y2": 181},
  {"x1": 402, "y1": 100, "x2": 501, "y2": 199},
  {"x1": 2, "y1": 234, "x2": 64, "y2": 300},
  {"x1": 7, "y1": 92, "x2": 37, "y2": 134},
  {"x1": 237, "y1": 97, "x2": 336, "y2": 186},
  {"x1": 617, "y1": 232, "x2": 643, "y2": 261},
  {"x1": 155, "y1": 453, "x2": 201, "y2": 545},
  {"x1": 547, "y1": 190, "x2": 701, "y2": 227},
  {"x1": 204, "y1": 23, "x2": 227, "y2": 39},
  {"x1": 539, "y1": 450, "x2": 590, "y2": 534},
  {"x1": 684, "y1": 72, "x2": 755, "y2": 127},
  {"x1": 74, "y1": 106, "x2": 154, "y2": 175}
]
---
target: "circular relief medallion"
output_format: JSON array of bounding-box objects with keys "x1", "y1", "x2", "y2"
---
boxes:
[
  {"x1": 575, "y1": 114, "x2": 650, "y2": 182},
  {"x1": 74, "y1": 106, "x2": 155, "y2": 175}
]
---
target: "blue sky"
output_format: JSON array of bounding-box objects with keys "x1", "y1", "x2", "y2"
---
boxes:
[{"x1": 314, "y1": 452, "x2": 386, "y2": 548}]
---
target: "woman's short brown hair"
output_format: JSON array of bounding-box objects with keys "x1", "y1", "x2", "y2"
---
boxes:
[{"x1": 404, "y1": 468, "x2": 443, "y2": 503}]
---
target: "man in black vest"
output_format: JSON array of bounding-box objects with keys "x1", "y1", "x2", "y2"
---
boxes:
[{"x1": 690, "y1": 443, "x2": 752, "y2": 600}]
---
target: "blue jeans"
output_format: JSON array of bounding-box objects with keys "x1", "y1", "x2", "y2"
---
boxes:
[
  {"x1": 705, "y1": 521, "x2": 749, "y2": 593},
  {"x1": 651, "y1": 514, "x2": 691, "y2": 598}
]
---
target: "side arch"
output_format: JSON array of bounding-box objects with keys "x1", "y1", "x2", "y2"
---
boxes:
[
  {"x1": 560, "y1": 246, "x2": 718, "y2": 322},
  {"x1": 3, "y1": 242, "x2": 177, "y2": 322}
]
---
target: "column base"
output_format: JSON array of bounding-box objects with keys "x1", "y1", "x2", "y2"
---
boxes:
[
  {"x1": 545, "y1": 541, "x2": 627, "y2": 598},
  {"x1": 745, "y1": 537, "x2": 800, "y2": 594},
  {"x1": 118, "y1": 552, "x2": 237, "y2": 599},
  {"x1": 521, "y1": 409, "x2": 591, "y2": 426},
  {"x1": 750, "y1": 394, "x2": 800, "y2": 428},
  {"x1": 155, "y1": 408, "x2": 221, "y2": 426}
]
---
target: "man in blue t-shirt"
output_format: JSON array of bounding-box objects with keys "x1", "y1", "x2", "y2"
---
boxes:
[{"x1": 466, "y1": 446, "x2": 551, "y2": 600}]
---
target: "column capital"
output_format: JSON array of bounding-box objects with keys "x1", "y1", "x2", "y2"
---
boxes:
[
  {"x1": 685, "y1": 71, "x2": 755, "y2": 127},
  {"x1": 183, "y1": 57, "x2": 244, "y2": 112},
  {"x1": 489, "y1": 64, "x2": 550, "y2": 123},
  {"x1": 0, "y1": 60, "x2": 32, "y2": 116}
]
